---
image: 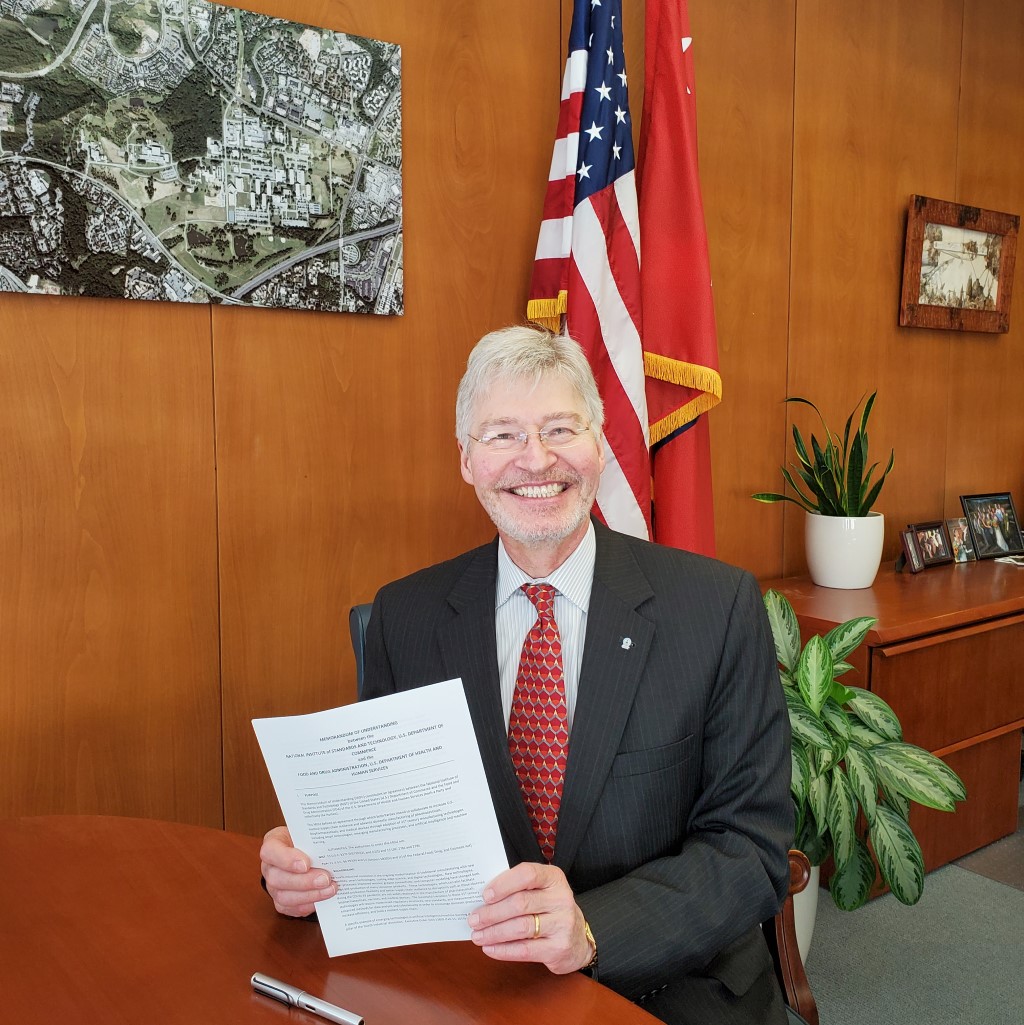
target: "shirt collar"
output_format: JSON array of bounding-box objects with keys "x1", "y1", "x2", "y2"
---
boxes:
[{"x1": 495, "y1": 520, "x2": 596, "y2": 613}]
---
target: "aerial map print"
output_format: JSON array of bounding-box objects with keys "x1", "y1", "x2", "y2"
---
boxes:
[{"x1": 0, "y1": 0, "x2": 403, "y2": 314}]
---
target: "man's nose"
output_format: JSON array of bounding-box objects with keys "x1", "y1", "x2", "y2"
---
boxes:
[{"x1": 514, "y1": 433, "x2": 558, "y2": 471}]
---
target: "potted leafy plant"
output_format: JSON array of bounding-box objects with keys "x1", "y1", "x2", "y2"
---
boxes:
[
  {"x1": 753, "y1": 392, "x2": 895, "y2": 589},
  {"x1": 763, "y1": 588, "x2": 966, "y2": 921}
]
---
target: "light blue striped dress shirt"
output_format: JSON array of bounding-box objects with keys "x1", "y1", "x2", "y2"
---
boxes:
[{"x1": 495, "y1": 521, "x2": 596, "y2": 732}]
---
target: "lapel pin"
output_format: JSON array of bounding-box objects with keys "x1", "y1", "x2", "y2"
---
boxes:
[{"x1": 621, "y1": 637, "x2": 633, "y2": 650}]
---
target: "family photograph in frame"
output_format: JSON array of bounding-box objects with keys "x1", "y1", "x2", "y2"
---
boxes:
[
  {"x1": 960, "y1": 493, "x2": 1024, "y2": 559},
  {"x1": 945, "y1": 517, "x2": 976, "y2": 562},
  {"x1": 910, "y1": 521, "x2": 954, "y2": 567},
  {"x1": 900, "y1": 195, "x2": 1019, "y2": 333},
  {"x1": 900, "y1": 529, "x2": 925, "y2": 573}
]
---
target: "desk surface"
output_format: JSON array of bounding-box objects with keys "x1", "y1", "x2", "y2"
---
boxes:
[
  {"x1": 0, "y1": 816, "x2": 659, "y2": 1025},
  {"x1": 762, "y1": 560, "x2": 1024, "y2": 645}
]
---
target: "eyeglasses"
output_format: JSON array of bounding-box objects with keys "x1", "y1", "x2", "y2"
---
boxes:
[{"x1": 469, "y1": 422, "x2": 592, "y2": 452}]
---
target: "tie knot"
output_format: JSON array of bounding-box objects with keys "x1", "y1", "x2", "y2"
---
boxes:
[{"x1": 522, "y1": 582, "x2": 557, "y2": 618}]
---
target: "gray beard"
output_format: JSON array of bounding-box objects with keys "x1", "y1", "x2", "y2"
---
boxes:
[{"x1": 482, "y1": 472, "x2": 594, "y2": 547}]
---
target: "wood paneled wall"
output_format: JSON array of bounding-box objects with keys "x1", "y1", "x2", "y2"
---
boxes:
[
  {"x1": 2, "y1": 0, "x2": 1022, "y2": 836},
  {"x1": 704, "y1": 0, "x2": 1024, "y2": 577},
  {"x1": 0, "y1": 299, "x2": 221, "y2": 824}
]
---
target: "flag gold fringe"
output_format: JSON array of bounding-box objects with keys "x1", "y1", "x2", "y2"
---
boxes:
[
  {"x1": 644, "y1": 353, "x2": 723, "y2": 446},
  {"x1": 527, "y1": 291, "x2": 568, "y2": 332}
]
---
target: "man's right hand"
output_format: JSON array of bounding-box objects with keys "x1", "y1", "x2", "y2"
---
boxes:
[{"x1": 259, "y1": 825, "x2": 337, "y2": 917}]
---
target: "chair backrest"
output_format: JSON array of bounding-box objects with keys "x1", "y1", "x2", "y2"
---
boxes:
[
  {"x1": 348, "y1": 603, "x2": 373, "y2": 699},
  {"x1": 346, "y1": 602, "x2": 817, "y2": 1024}
]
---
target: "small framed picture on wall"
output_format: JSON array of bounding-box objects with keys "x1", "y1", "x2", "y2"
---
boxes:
[
  {"x1": 899, "y1": 195, "x2": 1019, "y2": 333},
  {"x1": 960, "y1": 493, "x2": 1024, "y2": 559}
]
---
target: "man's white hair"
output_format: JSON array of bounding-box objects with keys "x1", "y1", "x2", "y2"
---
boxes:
[{"x1": 455, "y1": 325, "x2": 605, "y2": 444}]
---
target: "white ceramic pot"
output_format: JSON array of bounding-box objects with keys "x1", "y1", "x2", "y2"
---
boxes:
[
  {"x1": 793, "y1": 864, "x2": 820, "y2": 964},
  {"x1": 805, "y1": 511, "x2": 884, "y2": 589}
]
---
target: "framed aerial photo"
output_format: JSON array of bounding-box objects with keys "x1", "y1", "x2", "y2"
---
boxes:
[
  {"x1": 909, "y1": 521, "x2": 954, "y2": 567},
  {"x1": 0, "y1": 2, "x2": 403, "y2": 315},
  {"x1": 960, "y1": 493, "x2": 1024, "y2": 559},
  {"x1": 899, "y1": 195, "x2": 1019, "y2": 333},
  {"x1": 945, "y1": 517, "x2": 976, "y2": 562}
]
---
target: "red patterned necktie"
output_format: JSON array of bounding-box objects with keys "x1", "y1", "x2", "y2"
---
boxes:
[{"x1": 507, "y1": 583, "x2": 569, "y2": 862}]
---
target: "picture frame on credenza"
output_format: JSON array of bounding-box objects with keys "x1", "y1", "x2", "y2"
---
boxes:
[
  {"x1": 899, "y1": 528, "x2": 925, "y2": 574},
  {"x1": 960, "y1": 493, "x2": 1024, "y2": 559},
  {"x1": 909, "y1": 521, "x2": 954, "y2": 567},
  {"x1": 945, "y1": 517, "x2": 976, "y2": 562}
]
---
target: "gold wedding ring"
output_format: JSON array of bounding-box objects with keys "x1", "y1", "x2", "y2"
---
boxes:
[{"x1": 532, "y1": 913, "x2": 541, "y2": 939}]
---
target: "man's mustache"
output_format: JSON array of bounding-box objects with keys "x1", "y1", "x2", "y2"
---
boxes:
[{"x1": 493, "y1": 470, "x2": 583, "y2": 491}]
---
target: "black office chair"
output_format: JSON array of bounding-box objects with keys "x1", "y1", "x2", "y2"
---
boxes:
[
  {"x1": 346, "y1": 603, "x2": 817, "y2": 1024},
  {"x1": 348, "y1": 602, "x2": 373, "y2": 698}
]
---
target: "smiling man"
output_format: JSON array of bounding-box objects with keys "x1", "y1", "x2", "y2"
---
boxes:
[{"x1": 261, "y1": 326, "x2": 793, "y2": 1025}]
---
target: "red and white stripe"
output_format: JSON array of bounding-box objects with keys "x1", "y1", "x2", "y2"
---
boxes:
[{"x1": 531, "y1": 50, "x2": 651, "y2": 540}]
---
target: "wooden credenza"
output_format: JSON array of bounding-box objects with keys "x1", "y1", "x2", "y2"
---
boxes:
[{"x1": 762, "y1": 561, "x2": 1024, "y2": 871}]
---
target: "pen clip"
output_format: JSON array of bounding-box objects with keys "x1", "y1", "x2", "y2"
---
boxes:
[{"x1": 251, "y1": 972, "x2": 299, "y2": 1005}]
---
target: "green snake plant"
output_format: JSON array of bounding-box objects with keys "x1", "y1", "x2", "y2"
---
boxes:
[
  {"x1": 764, "y1": 589, "x2": 966, "y2": 910},
  {"x1": 753, "y1": 392, "x2": 895, "y2": 516}
]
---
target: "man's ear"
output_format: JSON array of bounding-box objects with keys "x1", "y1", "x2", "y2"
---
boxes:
[
  {"x1": 595, "y1": 429, "x2": 607, "y2": 475},
  {"x1": 458, "y1": 440, "x2": 474, "y2": 485}
]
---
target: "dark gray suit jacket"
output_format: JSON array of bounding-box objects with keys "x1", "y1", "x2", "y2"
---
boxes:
[{"x1": 362, "y1": 521, "x2": 792, "y2": 1025}]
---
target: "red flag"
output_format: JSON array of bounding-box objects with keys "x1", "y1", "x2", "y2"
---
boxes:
[
  {"x1": 528, "y1": 0, "x2": 651, "y2": 540},
  {"x1": 639, "y1": 0, "x2": 721, "y2": 555}
]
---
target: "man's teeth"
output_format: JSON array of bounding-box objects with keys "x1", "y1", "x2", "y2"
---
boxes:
[{"x1": 511, "y1": 483, "x2": 566, "y2": 498}]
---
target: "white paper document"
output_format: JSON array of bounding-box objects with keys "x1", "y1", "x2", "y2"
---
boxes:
[{"x1": 252, "y1": 678, "x2": 508, "y2": 957}]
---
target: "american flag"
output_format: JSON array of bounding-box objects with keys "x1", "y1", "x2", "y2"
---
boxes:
[{"x1": 527, "y1": 0, "x2": 651, "y2": 541}]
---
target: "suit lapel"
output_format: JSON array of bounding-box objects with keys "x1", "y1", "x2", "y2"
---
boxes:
[
  {"x1": 553, "y1": 523, "x2": 655, "y2": 873},
  {"x1": 437, "y1": 542, "x2": 540, "y2": 863}
]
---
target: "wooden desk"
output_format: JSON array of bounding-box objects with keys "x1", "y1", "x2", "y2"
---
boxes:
[
  {"x1": 763, "y1": 561, "x2": 1024, "y2": 871},
  {"x1": 0, "y1": 816, "x2": 659, "y2": 1025}
]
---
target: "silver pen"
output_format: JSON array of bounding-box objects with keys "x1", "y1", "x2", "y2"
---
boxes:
[{"x1": 251, "y1": 972, "x2": 364, "y2": 1025}]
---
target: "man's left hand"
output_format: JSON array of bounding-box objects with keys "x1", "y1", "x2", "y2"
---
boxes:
[{"x1": 468, "y1": 862, "x2": 594, "y2": 975}]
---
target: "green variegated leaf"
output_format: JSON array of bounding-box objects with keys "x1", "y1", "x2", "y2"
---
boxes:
[
  {"x1": 828, "y1": 838, "x2": 876, "y2": 911},
  {"x1": 779, "y1": 667, "x2": 797, "y2": 689},
  {"x1": 870, "y1": 804, "x2": 925, "y2": 905},
  {"x1": 886, "y1": 743, "x2": 967, "y2": 802},
  {"x1": 796, "y1": 808, "x2": 830, "y2": 866},
  {"x1": 817, "y1": 739, "x2": 838, "y2": 774},
  {"x1": 820, "y1": 698, "x2": 852, "y2": 742},
  {"x1": 791, "y1": 741, "x2": 810, "y2": 806},
  {"x1": 847, "y1": 716, "x2": 887, "y2": 748},
  {"x1": 846, "y1": 688, "x2": 902, "y2": 741},
  {"x1": 872, "y1": 744, "x2": 958, "y2": 812},
  {"x1": 832, "y1": 660, "x2": 855, "y2": 678},
  {"x1": 808, "y1": 773, "x2": 830, "y2": 833},
  {"x1": 792, "y1": 796, "x2": 805, "y2": 843},
  {"x1": 763, "y1": 590, "x2": 801, "y2": 672},
  {"x1": 882, "y1": 791, "x2": 911, "y2": 820},
  {"x1": 844, "y1": 742, "x2": 878, "y2": 824},
  {"x1": 785, "y1": 692, "x2": 833, "y2": 748},
  {"x1": 796, "y1": 634, "x2": 834, "y2": 715},
  {"x1": 826, "y1": 767, "x2": 858, "y2": 869},
  {"x1": 823, "y1": 616, "x2": 876, "y2": 662}
]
